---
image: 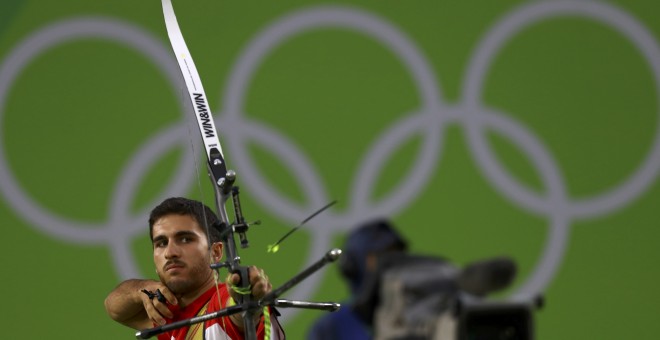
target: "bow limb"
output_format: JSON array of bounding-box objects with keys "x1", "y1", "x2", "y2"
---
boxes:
[{"x1": 159, "y1": 0, "x2": 258, "y2": 339}]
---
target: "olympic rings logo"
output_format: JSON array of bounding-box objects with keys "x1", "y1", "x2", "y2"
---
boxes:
[{"x1": 1, "y1": 1, "x2": 659, "y2": 323}]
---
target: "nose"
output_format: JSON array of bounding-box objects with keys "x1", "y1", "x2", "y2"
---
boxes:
[{"x1": 164, "y1": 241, "x2": 181, "y2": 259}]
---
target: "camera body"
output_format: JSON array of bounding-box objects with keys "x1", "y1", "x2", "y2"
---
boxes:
[{"x1": 453, "y1": 297, "x2": 542, "y2": 340}]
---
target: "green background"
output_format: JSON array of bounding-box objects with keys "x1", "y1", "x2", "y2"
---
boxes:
[{"x1": 1, "y1": 0, "x2": 659, "y2": 339}]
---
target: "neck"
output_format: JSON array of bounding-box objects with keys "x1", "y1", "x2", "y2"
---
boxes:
[{"x1": 176, "y1": 271, "x2": 217, "y2": 307}]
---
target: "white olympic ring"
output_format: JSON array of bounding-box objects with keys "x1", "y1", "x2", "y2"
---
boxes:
[
  {"x1": 1, "y1": 0, "x2": 659, "y2": 323},
  {"x1": 0, "y1": 17, "x2": 197, "y2": 278}
]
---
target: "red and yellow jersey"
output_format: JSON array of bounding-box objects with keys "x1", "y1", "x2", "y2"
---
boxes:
[{"x1": 157, "y1": 283, "x2": 283, "y2": 340}]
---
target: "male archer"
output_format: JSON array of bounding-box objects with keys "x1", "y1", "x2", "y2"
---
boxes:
[{"x1": 105, "y1": 197, "x2": 285, "y2": 339}]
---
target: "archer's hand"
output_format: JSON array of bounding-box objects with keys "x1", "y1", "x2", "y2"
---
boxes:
[
  {"x1": 105, "y1": 278, "x2": 178, "y2": 330},
  {"x1": 226, "y1": 266, "x2": 272, "y2": 330},
  {"x1": 137, "y1": 281, "x2": 178, "y2": 326},
  {"x1": 226, "y1": 265, "x2": 272, "y2": 302}
]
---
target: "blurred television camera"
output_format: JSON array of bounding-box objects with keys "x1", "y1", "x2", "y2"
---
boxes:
[{"x1": 340, "y1": 220, "x2": 543, "y2": 340}]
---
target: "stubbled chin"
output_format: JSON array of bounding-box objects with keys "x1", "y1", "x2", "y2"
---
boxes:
[
  {"x1": 157, "y1": 271, "x2": 188, "y2": 292},
  {"x1": 165, "y1": 277, "x2": 191, "y2": 295}
]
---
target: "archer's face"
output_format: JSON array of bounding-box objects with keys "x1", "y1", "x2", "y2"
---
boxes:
[{"x1": 152, "y1": 214, "x2": 220, "y2": 295}]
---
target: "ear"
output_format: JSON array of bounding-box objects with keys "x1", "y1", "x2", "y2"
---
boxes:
[{"x1": 211, "y1": 242, "x2": 224, "y2": 262}]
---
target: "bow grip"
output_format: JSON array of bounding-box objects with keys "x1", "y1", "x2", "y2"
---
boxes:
[{"x1": 232, "y1": 265, "x2": 252, "y2": 303}]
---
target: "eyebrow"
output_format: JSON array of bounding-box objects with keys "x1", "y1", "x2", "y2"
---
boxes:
[{"x1": 152, "y1": 230, "x2": 199, "y2": 245}]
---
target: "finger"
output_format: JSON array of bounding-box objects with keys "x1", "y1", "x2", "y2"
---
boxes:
[
  {"x1": 141, "y1": 294, "x2": 167, "y2": 325},
  {"x1": 158, "y1": 287, "x2": 178, "y2": 306},
  {"x1": 251, "y1": 280, "x2": 270, "y2": 300},
  {"x1": 250, "y1": 268, "x2": 271, "y2": 299},
  {"x1": 248, "y1": 266, "x2": 265, "y2": 285},
  {"x1": 225, "y1": 273, "x2": 240, "y2": 302},
  {"x1": 252, "y1": 272, "x2": 269, "y2": 289},
  {"x1": 232, "y1": 272, "x2": 242, "y2": 285},
  {"x1": 225, "y1": 272, "x2": 241, "y2": 285},
  {"x1": 149, "y1": 313, "x2": 165, "y2": 327},
  {"x1": 153, "y1": 299, "x2": 174, "y2": 319},
  {"x1": 247, "y1": 266, "x2": 258, "y2": 278}
]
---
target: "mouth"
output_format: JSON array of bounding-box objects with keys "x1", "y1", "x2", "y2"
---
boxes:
[{"x1": 164, "y1": 262, "x2": 185, "y2": 272}]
